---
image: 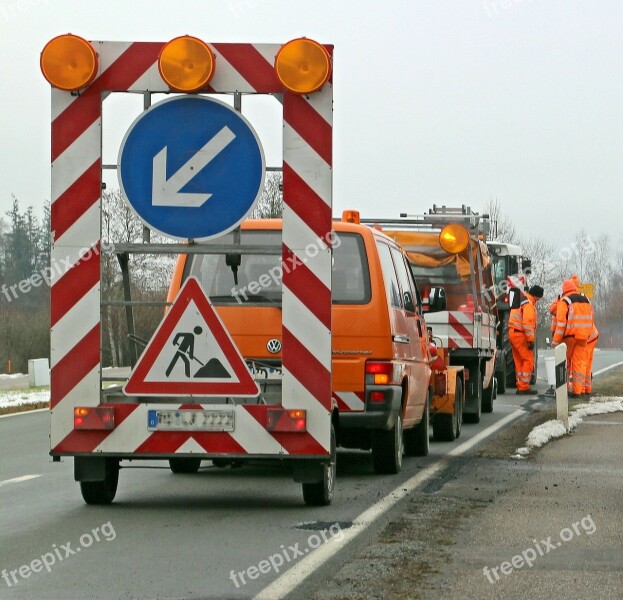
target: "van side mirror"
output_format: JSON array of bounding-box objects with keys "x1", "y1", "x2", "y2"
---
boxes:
[
  {"x1": 428, "y1": 287, "x2": 447, "y2": 312},
  {"x1": 522, "y1": 257, "x2": 532, "y2": 276},
  {"x1": 508, "y1": 288, "x2": 522, "y2": 309}
]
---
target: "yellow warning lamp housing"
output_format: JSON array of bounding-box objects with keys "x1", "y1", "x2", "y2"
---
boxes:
[
  {"x1": 342, "y1": 210, "x2": 360, "y2": 224},
  {"x1": 274, "y1": 38, "x2": 331, "y2": 94},
  {"x1": 158, "y1": 36, "x2": 216, "y2": 92},
  {"x1": 40, "y1": 34, "x2": 98, "y2": 91},
  {"x1": 439, "y1": 223, "x2": 470, "y2": 254}
]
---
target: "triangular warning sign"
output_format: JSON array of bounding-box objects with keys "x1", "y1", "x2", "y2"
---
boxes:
[{"x1": 124, "y1": 277, "x2": 260, "y2": 397}]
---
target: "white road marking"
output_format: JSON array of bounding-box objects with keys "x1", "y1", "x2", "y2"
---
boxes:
[
  {"x1": 0, "y1": 474, "x2": 41, "y2": 488},
  {"x1": 593, "y1": 360, "x2": 623, "y2": 377},
  {"x1": 254, "y1": 409, "x2": 526, "y2": 600}
]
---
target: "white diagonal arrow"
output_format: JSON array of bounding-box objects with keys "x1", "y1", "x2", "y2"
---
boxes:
[{"x1": 151, "y1": 126, "x2": 236, "y2": 208}]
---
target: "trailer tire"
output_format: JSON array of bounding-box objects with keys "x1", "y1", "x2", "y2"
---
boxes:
[
  {"x1": 303, "y1": 425, "x2": 336, "y2": 506},
  {"x1": 169, "y1": 458, "x2": 202, "y2": 474},
  {"x1": 79, "y1": 460, "x2": 119, "y2": 505},
  {"x1": 405, "y1": 391, "x2": 430, "y2": 456},
  {"x1": 433, "y1": 380, "x2": 462, "y2": 442},
  {"x1": 373, "y1": 410, "x2": 404, "y2": 473}
]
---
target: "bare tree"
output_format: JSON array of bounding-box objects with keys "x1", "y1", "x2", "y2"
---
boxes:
[
  {"x1": 485, "y1": 198, "x2": 517, "y2": 243},
  {"x1": 251, "y1": 172, "x2": 283, "y2": 218}
]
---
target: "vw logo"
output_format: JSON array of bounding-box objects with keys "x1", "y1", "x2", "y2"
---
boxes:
[{"x1": 266, "y1": 338, "x2": 282, "y2": 354}]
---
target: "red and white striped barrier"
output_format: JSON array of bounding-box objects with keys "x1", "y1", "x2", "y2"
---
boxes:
[{"x1": 49, "y1": 41, "x2": 333, "y2": 458}]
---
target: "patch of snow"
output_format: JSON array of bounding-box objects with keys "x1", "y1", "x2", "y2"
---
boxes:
[
  {"x1": 514, "y1": 396, "x2": 623, "y2": 457},
  {"x1": 0, "y1": 389, "x2": 50, "y2": 409},
  {"x1": 0, "y1": 373, "x2": 26, "y2": 379}
]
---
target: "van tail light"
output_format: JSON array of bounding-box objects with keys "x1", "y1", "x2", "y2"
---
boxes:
[
  {"x1": 365, "y1": 361, "x2": 396, "y2": 385},
  {"x1": 74, "y1": 406, "x2": 115, "y2": 430},
  {"x1": 267, "y1": 408, "x2": 307, "y2": 432}
]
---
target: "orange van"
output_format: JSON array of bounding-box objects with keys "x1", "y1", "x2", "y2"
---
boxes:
[{"x1": 167, "y1": 217, "x2": 433, "y2": 474}]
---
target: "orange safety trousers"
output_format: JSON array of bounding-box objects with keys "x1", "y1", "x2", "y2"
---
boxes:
[
  {"x1": 583, "y1": 338, "x2": 597, "y2": 393},
  {"x1": 564, "y1": 338, "x2": 588, "y2": 395},
  {"x1": 510, "y1": 330, "x2": 534, "y2": 391}
]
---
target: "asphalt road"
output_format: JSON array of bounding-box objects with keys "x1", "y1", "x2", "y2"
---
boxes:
[{"x1": 1, "y1": 350, "x2": 622, "y2": 600}]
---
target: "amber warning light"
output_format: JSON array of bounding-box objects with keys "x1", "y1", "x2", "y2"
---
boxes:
[
  {"x1": 40, "y1": 34, "x2": 98, "y2": 91},
  {"x1": 158, "y1": 36, "x2": 216, "y2": 92},
  {"x1": 274, "y1": 38, "x2": 331, "y2": 94}
]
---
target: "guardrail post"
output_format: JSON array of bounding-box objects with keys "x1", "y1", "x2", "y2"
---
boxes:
[{"x1": 555, "y1": 343, "x2": 568, "y2": 430}]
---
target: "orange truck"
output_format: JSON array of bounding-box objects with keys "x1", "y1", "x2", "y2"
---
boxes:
[
  {"x1": 168, "y1": 215, "x2": 445, "y2": 475},
  {"x1": 367, "y1": 205, "x2": 498, "y2": 425}
]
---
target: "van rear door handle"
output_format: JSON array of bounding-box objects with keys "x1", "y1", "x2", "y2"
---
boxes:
[{"x1": 392, "y1": 334, "x2": 410, "y2": 344}]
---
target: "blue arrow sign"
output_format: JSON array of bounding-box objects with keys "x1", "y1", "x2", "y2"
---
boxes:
[{"x1": 118, "y1": 95, "x2": 265, "y2": 240}]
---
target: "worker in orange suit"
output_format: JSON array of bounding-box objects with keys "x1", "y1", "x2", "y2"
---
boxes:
[
  {"x1": 509, "y1": 285, "x2": 544, "y2": 394},
  {"x1": 571, "y1": 275, "x2": 599, "y2": 396},
  {"x1": 584, "y1": 319, "x2": 599, "y2": 396},
  {"x1": 552, "y1": 279, "x2": 594, "y2": 397}
]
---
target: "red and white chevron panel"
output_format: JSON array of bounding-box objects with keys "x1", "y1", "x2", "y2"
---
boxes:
[
  {"x1": 332, "y1": 392, "x2": 365, "y2": 413},
  {"x1": 424, "y1": 311, "x2": 496, "y2": 350},
  {"x1": 49, "y1": 41, "x2": 333, "y2": 457}
]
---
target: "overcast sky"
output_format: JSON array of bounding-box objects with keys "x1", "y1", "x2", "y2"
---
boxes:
[{"x1": 1, "y1": 0, "x2": 621, "y2": 252}]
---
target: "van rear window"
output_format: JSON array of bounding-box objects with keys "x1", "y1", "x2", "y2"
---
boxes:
[{"x1": 185, "y1": 230, "x2": 371, "y2": 305}]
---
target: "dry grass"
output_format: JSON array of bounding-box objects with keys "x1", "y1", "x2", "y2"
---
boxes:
[
  {"x1": 592, "y1": 365, "x2": 623, "y2": 397},
  {"x1": 0, "y1": 401, "x2": 49, "y2": 416}
]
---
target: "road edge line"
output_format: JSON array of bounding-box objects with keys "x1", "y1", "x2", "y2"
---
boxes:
[{"x1": 253, "y1": 409, "x2": 526, "y2": 600}]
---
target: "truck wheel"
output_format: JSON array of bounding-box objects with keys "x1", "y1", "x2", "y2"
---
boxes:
[
  {"x1": 405, "y1": 391, "x2": 430, "y2": 456},
  {"x1": 169, "y1": 458, "x2": 202, "y2": 473},
  {"x1": 463, "y1": 373, "x2": 482, "y2": 424},
  {"x1": 455, "y1": 380, "x2": 463, "y2": 439},
  {"x1": 373, "y1": 411, "x2": 404, "y2": 473},
  {"x1": 482, "y1": 377, "x2": 496, "y2": 413},
  {"x1": 80, "y1": 460, "x2": 119, "y2": 505},
  {"x1": 496, "y1": 359, "x2": 507, "y2": 394},
  {"x1": 433, "y1": 381, "x2": 462, "y2": 442},
  {"x1": 506, "y1": 352, "x2": 516, "y2": 389},
  {"x1": 303, "y1": 425, "x2": 336, "y2": 506}
]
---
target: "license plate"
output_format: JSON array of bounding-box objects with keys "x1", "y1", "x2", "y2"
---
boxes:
[{"x1": 148, "y1": 409, "x2": 235, "y2": 432}]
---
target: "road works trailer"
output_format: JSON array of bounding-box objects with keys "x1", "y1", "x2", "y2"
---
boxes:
[{"x1": 42, "y1": 35, "x2": 335, "y2": 505}]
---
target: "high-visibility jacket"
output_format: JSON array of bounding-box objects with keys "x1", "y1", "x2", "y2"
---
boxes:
[
  {"x1": 509, "y1": 292, "x2": 537, "y2": 343},
  {"x1": 553, "y1": 293, "x2": 593, "y2": 344},
  {"x1": 549, "y1": 297, "x2": 559, "y2": 336}
]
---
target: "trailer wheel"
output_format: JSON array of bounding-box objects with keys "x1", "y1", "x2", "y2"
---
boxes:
[
  {"x1": 169, "y1": 458, "x2": 202, "y2": 474},
  {"x1": 79, "y1": 460, "x2": 119, "y2": 505},
  {"x1": 373, "y1": 410, "x2": 404, "y2": 473},
  {"x1": 433, "y1": 380, "x2": 462, "y2": 442},
  {"x1": 303, "y1": 425, "x2": 336, "y2": 506},
  {"x1": 405, "y1": 392, "x2": 430, "y2": 456}
]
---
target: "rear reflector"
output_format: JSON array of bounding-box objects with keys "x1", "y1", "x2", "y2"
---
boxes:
[
  {"x1": 266, "y1": 408, "x2": 307, "y2": 432},
  {"x1": 74, "y1": 406, "x2": 115, "y2": 430},
  {"x1": 369, "y1": 391, "x2": 385, "y2": 402}
]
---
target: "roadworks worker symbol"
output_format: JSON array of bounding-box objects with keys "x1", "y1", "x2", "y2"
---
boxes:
[{"x1": 124, "y1": 277, "x2": 260, "y2": 397}]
